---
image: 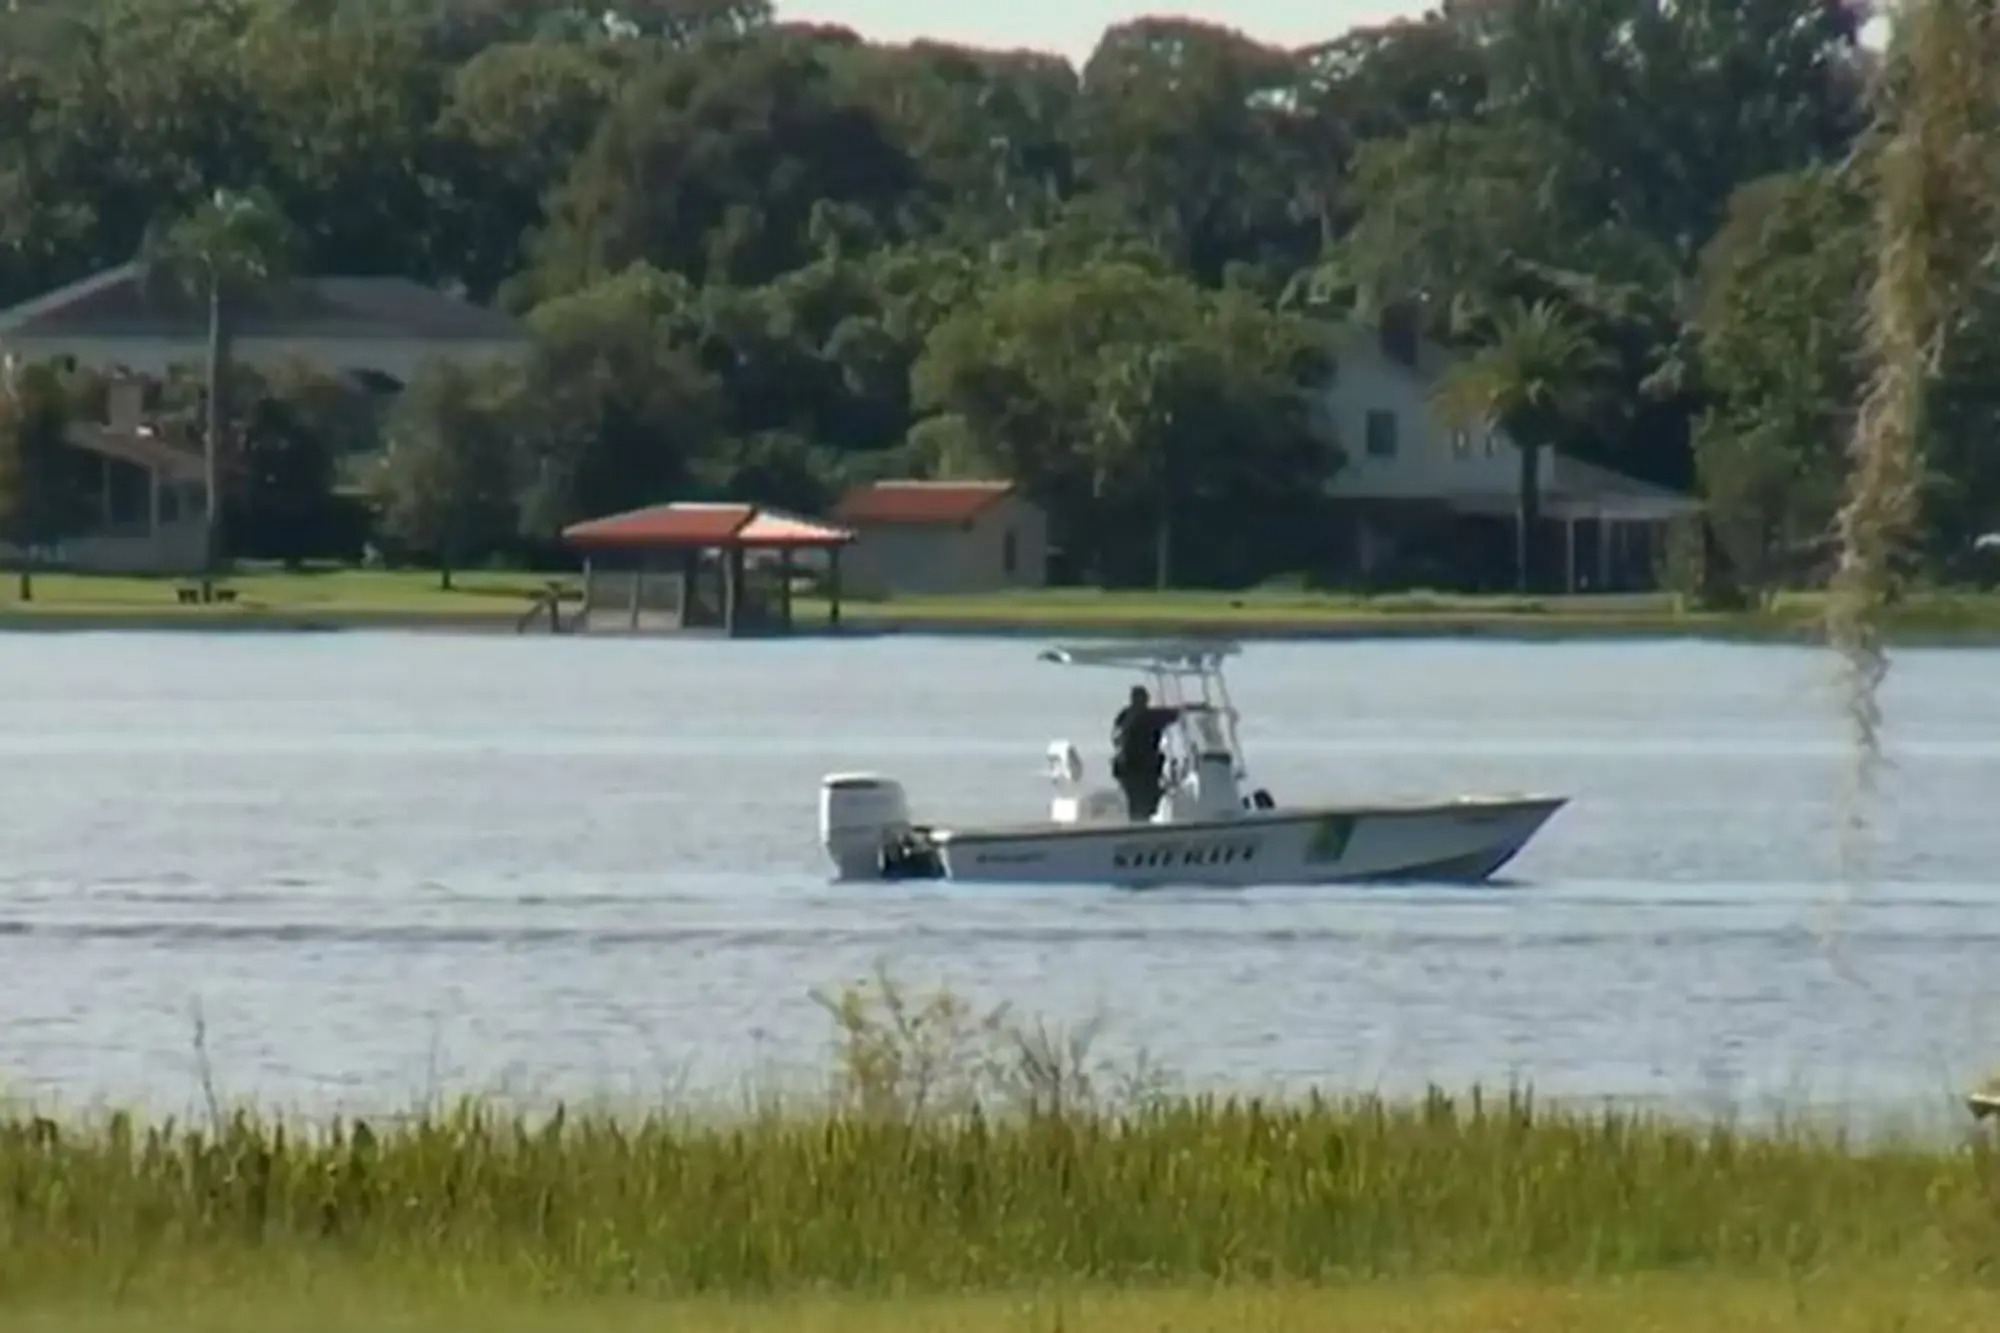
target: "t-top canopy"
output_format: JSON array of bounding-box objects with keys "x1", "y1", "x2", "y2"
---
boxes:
[{"x1": 1036, "y1": 639, "x2": 1242, "y2": 675}]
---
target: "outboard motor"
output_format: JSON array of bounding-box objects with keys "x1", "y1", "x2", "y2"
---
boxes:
[{"x1": 819, "y1": 773, "x2": 913, "y2": 880}]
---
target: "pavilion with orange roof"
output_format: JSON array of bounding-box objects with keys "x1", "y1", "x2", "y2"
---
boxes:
[{"x1": 559, "y1": 501, "x2": 854, "y2": 636}]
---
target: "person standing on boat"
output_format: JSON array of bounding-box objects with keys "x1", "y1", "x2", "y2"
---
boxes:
[{"x1": 1111, "y1": 685, "x2": 1192, "y2": 822}]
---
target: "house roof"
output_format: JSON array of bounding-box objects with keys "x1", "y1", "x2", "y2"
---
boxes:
[
  {"x1": 1444, "y1": 454, "x2": 1701, "y2": 523},
  {"x1": 561, "y1": 503, "x2": 854, "y2": 550},
  {"x1": 1324, "y1": 318, "x2": 1465, "y2": 383},
  {"x1": 738, "y1": 510, "x2": 856, "y2": 546},
  {"x1": 1545, "y1": 454, "x2": 1702, "y2": 521},
  {"x1": 0, "y1": 262, "x2": 524, "y2": 344},
  {"x1": 66, "y1": 423, "x2": 205, "y2": 482},
  {"x1": 833, "y1": 480, "x2": 1015, "y2": 525}
]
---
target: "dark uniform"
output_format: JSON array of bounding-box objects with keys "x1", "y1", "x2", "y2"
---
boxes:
[{"x1": 1110, "y1": 686, "x2": 1182, "y2": 821}]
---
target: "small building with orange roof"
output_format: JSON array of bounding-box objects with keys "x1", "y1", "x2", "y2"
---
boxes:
[
  {"x1": 830, "y1": 479, "x2": 1047, "y2": 597},
  {"x1": 560, "y1": 501, "x2": 853, "y2": 636}
]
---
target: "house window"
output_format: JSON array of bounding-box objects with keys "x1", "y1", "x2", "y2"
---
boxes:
[
  {"x1": 1365, "y1": 409, "x2": 1398, "y2": 458},
  {"x1": 1002, "y1": 528, "x2": 1018, "y2": 577},
  {"x1": 1379, "y1": 304, "x2": 1420, "y2": 368},
  {"x1": 1450, "y1": 427, "x2": 1472, "y2": 459},
  {"x1": 1483, "y1": 430, "x2": 1500, "y2": 457},
  {"x1": 105, "y1": 457, "x2": 149, "y2": 528}
]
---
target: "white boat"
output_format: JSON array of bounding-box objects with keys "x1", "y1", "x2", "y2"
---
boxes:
[{"x1": 817, "y1": 638, "x2": 1567, "y2": 888}]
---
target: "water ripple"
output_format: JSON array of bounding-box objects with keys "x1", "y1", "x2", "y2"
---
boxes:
[{"x1": 0, "y1": 631, "x2": 1995, "y2": 1122}]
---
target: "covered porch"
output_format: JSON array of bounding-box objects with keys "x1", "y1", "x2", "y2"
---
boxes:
[
  {"x1": 1448, "y1": 455, "x2": 1703, "y2": 593},
  {"x1": 559, "y1": 502, "x2": 853, "y2": 637},
  {"x1": 0, "y1": 400, "x2": 210, "y2": 575}
]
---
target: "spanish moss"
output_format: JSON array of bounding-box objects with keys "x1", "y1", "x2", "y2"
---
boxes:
[{"x1": 1829, "y1": 0, "x2": 1998, "y2": 882}]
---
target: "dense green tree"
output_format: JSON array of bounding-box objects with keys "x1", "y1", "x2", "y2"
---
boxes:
[
  {"x1": 374, "y1": 359, "x2": 518, "y2": 587},
  {"x1": 513, "y1": 263, "x2": 726, "y2": 535},
  {"x1": 225, "y1": 363, "x2": 351, "y2": 568},
  {"x1": 374, "y1": 0, "x2": 772, "y2": 59},
  {"x1": 1322, "y1": 117, "x2": 1616, "y2": 310},
  {"x1": 1295, "y1": 5, "x2": 1492, "y2": 148},
  {"x1": 525, "y1": 39, "x2": 921, "y2": 297},
  {"x1": 0, "y1": 362, "x2": 94, "y2": 600},
  {"x1": 838, "y1": 42, "x2": 1080, "y2": 239},
  {"x1": 1075, "y1": 19, "x2": 1319, "y2": 283},
  {"x1": 436, "y1": 37, "x2": 625, "y2": 300},
  {"x1": 1693, "y1": 168, "x2": 1868, "y2": 592},
  {"x1": 1484, "y1": 0, "x2": 1868, "y2": 261},
  {"x1": 238, "y1": 16, "x2": 451, "y2": 281},
  {"x1": 0, "y1": 0, "x2": 1986, "y2": 593},
  {"x1": 913, "y1": 257, "x2": 1332, "y2": 585}
]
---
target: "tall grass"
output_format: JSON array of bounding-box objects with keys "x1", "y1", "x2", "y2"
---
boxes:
[
  {"x1": 19, "y1": 1279, "x2": 2000, "y2": 1333},
  {"x1": 1, "y1": 971, "x2": 1995, "y2": 1302}
]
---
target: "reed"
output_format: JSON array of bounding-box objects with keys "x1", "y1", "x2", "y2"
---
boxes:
[
  {"x1": 0, "y1": 973, "x2": 1995, "y2": 1304},
  {"x1": 4, "y1": 1092, "x2": 1993, "y2": 1298}
]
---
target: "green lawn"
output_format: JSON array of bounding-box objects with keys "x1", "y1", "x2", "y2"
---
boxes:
[
  {"x1": 0, "y1": 569, "x2": 555, "y2": 625},
  {"x1": 3, "y1": 567, "x2": 2000, "y2": 640}
]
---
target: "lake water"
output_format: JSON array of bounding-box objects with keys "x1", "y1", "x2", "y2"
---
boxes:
[{"x1": 0, "y1": 630, "x2": 1995, "y2": 1126}]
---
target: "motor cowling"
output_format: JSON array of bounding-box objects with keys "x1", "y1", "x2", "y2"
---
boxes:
[{"x1": 819, "y1": 773, "x2": 913, "y2": 880}]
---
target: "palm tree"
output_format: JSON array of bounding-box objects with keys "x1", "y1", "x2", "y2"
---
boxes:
[
  {"x1": 1431, "y1": 297, "x2": 1612, "y2": 592},
  {"x1": 138, "y1": 188, "x2": 299, "y2": 599}
]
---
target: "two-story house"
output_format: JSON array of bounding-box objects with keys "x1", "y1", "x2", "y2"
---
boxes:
[{"x1": 1318, "y1": 314, "x2": 1700, "y2": 592}]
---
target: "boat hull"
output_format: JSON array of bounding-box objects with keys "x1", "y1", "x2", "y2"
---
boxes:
[{"x1": 929, "y1": 795, "x2": 1566, "y2": 888}]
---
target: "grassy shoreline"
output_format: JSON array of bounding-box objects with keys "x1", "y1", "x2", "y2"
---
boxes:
[
  {"x1": 6, "y1": 977, "x2": 1997, "y2": 1328},
  {"x1": 3, "y1": 1088, "x2": 1993, "y2": 1279},
  {"x1": 3, "y1": 1086, "x2": 1995, "y2": 1327},
  {"x1": 5, "y1": 569, "x2": 2000, "y2": 642}
]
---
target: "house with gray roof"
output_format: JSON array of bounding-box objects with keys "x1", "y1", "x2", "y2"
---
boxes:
[
  {"x1": 0, "y1": 262, "x2": 527, "y2": 385},
  {"x1": 0, "y1": 262, "x2": 530, "y2": 574}
]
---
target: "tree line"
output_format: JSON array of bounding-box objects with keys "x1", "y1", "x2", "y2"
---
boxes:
[{"x1": 0, "y1": 0, "x2": 1992, "y2": 598}]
